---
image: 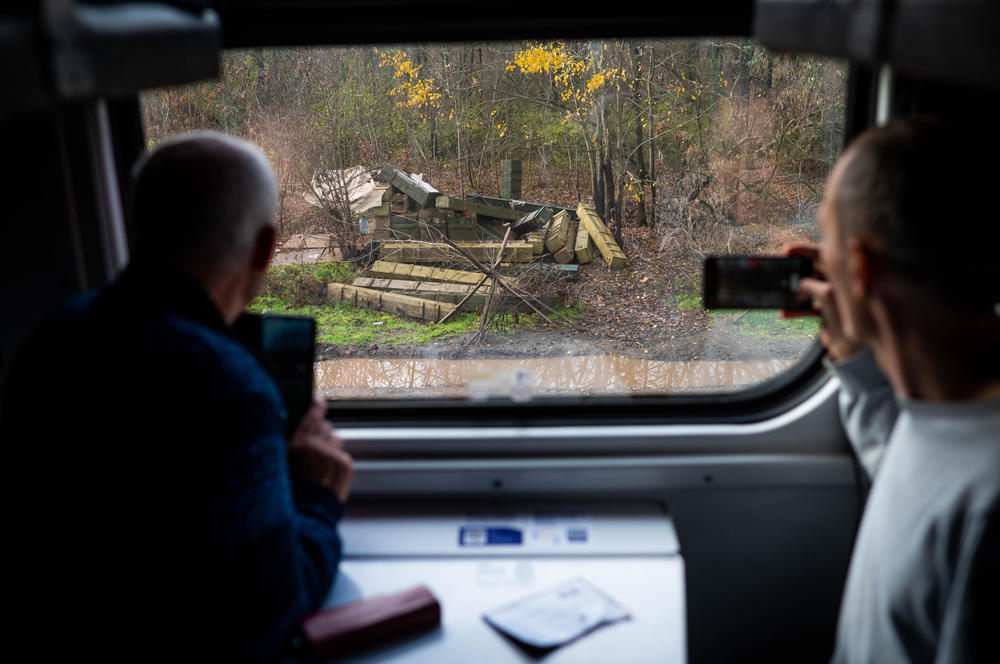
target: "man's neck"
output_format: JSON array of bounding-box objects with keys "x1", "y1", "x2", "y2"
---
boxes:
[{"x1": 186, "y1": 265, "x2": 250, "y2": 326}]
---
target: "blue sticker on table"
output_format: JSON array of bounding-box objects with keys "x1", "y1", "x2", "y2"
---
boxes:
[{"x1": 459, "y1": 526, "x2": 523, "y2": 546}]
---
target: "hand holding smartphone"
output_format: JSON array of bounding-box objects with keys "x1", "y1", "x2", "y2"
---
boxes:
[
  {"x1": 703, "y1": 247, "x2": 864, "y2": 360},
  {"x1": 703, "y1": 254, "x2": 814, "y2": 310}
]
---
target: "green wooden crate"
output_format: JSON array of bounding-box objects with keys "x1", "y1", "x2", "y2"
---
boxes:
[{"x1": 502, "y1": 159, "x2": 523, "y2": 199}]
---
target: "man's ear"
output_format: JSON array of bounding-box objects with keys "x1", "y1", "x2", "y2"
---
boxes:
[
  {"x1": 845, "y1": 236, "x2": 879, "y2": 299},
  {"x1": 250, "y1": 224, "x2": 277, "y2": 271}
]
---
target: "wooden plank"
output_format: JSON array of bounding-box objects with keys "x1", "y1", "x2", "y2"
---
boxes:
[
  {"x1": 327, "y1": 282, "x2": 455, "y2": 321},
  {"x1": 353, "y1": 277, "x2": 422, "y2": 291},
  {"x1": 577, "y1": 203, "x2": 627, "y2": 270},
  {"x1": 378, "y1": 165, "x2": 440, "y2": 209},
  {"x1": 456, "y1": 241, "x2": 533, "y2": 263},
  {"x1": 369, "y1": 260, "x2": 494, "y2": 287},
  {"x1": 574, "y1": 222, "x2": 593, "y2": 264},
  {"x1": 435, "y1": 196, "x2": 523, "y2": 221},
  {"x1": 398, "y1": 290, "x2": 550, "y2": 313},
  {"x1": 379, "y1": 242, "x2": 534, "y2": 263},
  {"x1": 352, "y1": 278, "x2": 549, "y2": 313}
]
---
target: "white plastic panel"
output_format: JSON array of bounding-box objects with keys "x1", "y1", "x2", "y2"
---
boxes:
[{"x1": 341, "y1": 501, "x2": 679, "y2": 557}]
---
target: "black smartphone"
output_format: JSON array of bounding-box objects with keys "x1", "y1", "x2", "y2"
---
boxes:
[
  {"x1": 703, "y1": 255, "x2": 814, "y2": 310},
  {"x1": 232, "y1": 312, "x2": 316, "y2": 434}
]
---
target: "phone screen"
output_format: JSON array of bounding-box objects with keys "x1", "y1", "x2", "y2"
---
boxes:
[
  {"x1": 233, "y1": 312, "x2": 316, "y2": 433},
  {"x1": 261, "y1": 315, "x2": 316, "y2": 431},
  {"x1": 703, "y1": 255, "x2": 813, "y2": 309}
]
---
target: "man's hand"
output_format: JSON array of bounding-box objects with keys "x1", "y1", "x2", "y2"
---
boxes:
[
  {"x1": 783, "y1": 244, "x2": 863, "y2": 362},
  {"x1": 288, "y1": 395, "x2": 353, "y2": 503}
]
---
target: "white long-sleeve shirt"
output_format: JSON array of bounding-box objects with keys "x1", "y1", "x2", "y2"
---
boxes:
[{"x1": 828, "y1": 349, "x2": 999, "y2": 663}]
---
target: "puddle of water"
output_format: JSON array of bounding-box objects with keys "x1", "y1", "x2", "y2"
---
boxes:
[{"x1": 314, "y1": 355, "x2": 797, "y2": 399}]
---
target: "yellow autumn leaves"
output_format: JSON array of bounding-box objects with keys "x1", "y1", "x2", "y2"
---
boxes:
[
  {"x1": 505, "y1": 42, "x2": 623, "y2": 117},
  {"x1": 377, "y1": 49, "x2": 443, "y2": 113},
  {"x1": 377, "y1": 43, "x2": 643, "y2": 129},
  {"x1": 377, "y1": 42, "x2": 624, "y2": 128}
]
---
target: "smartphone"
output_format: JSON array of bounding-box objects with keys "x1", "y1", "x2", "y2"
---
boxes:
[
  {"x1": 703, "y1": 255, "x2": 813, "y2": 310},
  {"x1": 232, "y1": 312, "x2": 316, "y2": 433}
]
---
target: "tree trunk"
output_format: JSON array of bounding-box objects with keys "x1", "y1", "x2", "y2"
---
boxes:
[
  {"x1": 632, "y1": 45, "x2": 648, "y2": 227},
  {"x1": 602, "y1": 153, "x2": 616, "y2": 231},
  {"x1": 430, "y1": 115, "x2": 437, "y2": 160},
  {"x1": 586, "y1": 127, "x2": 604, "y2": 216},
  {"x1": 646, "y1": 47, "x2": 657, "y2": 226}
]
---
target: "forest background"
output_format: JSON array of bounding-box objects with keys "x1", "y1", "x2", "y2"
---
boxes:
[{"x1": 141, "y1": 38, "x2": 845, "y2": 320}]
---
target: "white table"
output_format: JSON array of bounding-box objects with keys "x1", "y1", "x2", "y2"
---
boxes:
[{"x1": 317, "y1": 501, "x2": 686, "y2": 663}]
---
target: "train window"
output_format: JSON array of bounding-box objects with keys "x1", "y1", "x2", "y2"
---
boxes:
[{"x1": 140, "y1": 38, "x2": 846, "y2": 403}]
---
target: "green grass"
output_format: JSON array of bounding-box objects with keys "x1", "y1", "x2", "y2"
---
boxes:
[
  {"x1": 249, "y1": 261, "x2": 576, "y2": 346},
  {"x1": 714, "y1": 309, "x2": 819, "y2": 339},
  {"x1": 559, "y1": 301, "x2": 586, "y2": 320},
  {"x1": 250, "y1": 303, "x2": 483, "y2": 345},
  {"x1": 673, "y1": 290, "x2": 818, "y2": 338},
  {"x1": 254, "y1": 262, "x2": 357, "y2": 309},
  {"x1": 675, "y1": 293, "x2": 703, "y2": 310}
]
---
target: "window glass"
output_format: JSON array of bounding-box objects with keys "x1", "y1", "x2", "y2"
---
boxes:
[{"x1": 140, "y1": 39, "x2": 845, "y2": 401}]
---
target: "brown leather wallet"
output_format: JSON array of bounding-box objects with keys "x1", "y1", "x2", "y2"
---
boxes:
[{"x1": 300, "y1": 585, "x2": 441, "y2": 659}]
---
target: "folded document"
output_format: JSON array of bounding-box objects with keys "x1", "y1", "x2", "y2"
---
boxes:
[{"x1": 483, "y1": 577, "x2": 630, "y2": 650}]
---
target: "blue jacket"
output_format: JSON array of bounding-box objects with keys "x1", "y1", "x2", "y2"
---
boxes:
[{"x1": 2, "y1": 264, "x2": 342, "y2": 661}]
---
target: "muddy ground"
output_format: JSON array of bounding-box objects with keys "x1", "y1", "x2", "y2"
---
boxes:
[{"x1": 316, "y1": 312, "x2": 813, "y2": 363}]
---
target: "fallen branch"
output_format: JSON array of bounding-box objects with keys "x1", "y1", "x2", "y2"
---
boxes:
[
  {"x1": 434, "y1": 233, "x2": 581, "y2": 330},
  {"x1": 438, "y1": 225, "x2": 512, "y2": 325},
  {"x1": 474, "y1": 226, "x2": 514, "y2": 342}
]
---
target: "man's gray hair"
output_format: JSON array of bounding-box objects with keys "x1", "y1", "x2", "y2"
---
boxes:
[{"x1": 129, "y1": 132, "x2": 277, "y2": 276}]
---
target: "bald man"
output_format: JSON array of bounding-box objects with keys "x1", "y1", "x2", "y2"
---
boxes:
[
  {"x1": 792, "y1": 118, "x2": 999, "y2": 662},
  {"x1": 2, "y1": 132, "x2": 352, "y2": 662}
]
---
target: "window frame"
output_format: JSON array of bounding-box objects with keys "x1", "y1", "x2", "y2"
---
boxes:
[{"x1": 172, "y1": 2, "x2": 873, "y2": 439}]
